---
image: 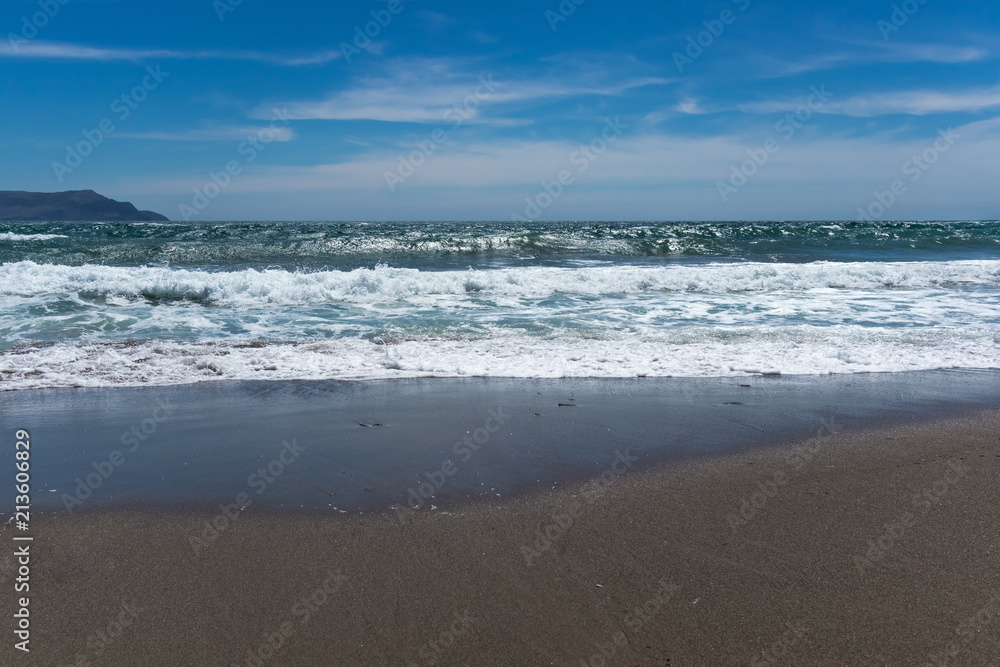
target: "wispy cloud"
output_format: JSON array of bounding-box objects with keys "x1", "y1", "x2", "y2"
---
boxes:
[
  {"x1": 120, "y1": 117, "x2": 1000, "y2": 221},
  {"x1": 874, "y1": 42, "x2": 990, "y2": 65},
  {"x1": 676, "y1": 98, "x2": 707, "y2": 114},
  {"x1": 741, "y1": 85, "x2": 1000, "y2": 117},
  {"x1": 260, "y1": 57, "x2": 670, "y2": 123},
  {"x1": 0, "y1": 40, "x2": 340, "y2": 66},
  {"x1": 116, "y1": 125, "x2": 296, "y2": 142},
  {"x1": 759, "y1": 41, "x2": 990, "y2": 77},
  {"x1": 128, "y1": 119, "x2": 994, "y2": 196},
  {"x1": 644, "y1": 98, "x2": 709, "y2": 124}
]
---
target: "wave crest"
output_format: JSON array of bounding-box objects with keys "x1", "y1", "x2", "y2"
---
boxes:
[
  {"x1": 0, "y1": 260, "x2": 997, "y2": 306},
  {"x1": 0, "y1": 233, "x2": 68, "y2": 241}
]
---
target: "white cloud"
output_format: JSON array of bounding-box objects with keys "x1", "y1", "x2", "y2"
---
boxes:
[
  {"x1": 742, "y1": 85, "x2": 1000, "y2": 117},
  {"x1": 676, "y1": 98, "x2": 706, "y2": 114},
  {"x1": 260, "y1": 57, "x2": 670, "y2": 123},
  {"x1": 0, "y1": 40, "x2": 340, "y2": 66},
  {"x1": 119, "y1": 114, "x2": 1000, "y2": 221},
  {"x1": 830, "y1": 87, "x2": 1000, "y2": 116},
  {"x1": 758, "y1": 42, "x2": 990, "y2": 77},
  {"x1": 875, "y1": 42, "x2": 989, "y2": 65},
  {"x1": 116, "y1": 126, "x2": 296, "y2": 142}
]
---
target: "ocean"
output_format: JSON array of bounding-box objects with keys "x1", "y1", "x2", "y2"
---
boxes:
[{"x1": 0, "y1": 220, "x2": 998, "y2": 391}]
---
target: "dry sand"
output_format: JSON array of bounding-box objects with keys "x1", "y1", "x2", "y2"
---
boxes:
[{"x1": 3, "y1": 409, "x2": 1000, "y2": 666}]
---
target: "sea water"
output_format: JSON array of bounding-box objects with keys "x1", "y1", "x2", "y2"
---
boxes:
[{"x1": 0, "y1": 220, "x2": 997, "y2": 390}]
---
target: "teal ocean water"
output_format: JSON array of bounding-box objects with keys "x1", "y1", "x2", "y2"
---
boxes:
[{"x1": 1, "y1": 221, "x2": 998, "y2": 389}]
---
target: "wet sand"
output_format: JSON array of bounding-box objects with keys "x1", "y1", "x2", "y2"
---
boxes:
[
  {"x1": 3, "y1": 406, "x2": 999, "y2": 665},
  {"x1": 6, "y1": 370, "x2": 1000, "y2": 514}
]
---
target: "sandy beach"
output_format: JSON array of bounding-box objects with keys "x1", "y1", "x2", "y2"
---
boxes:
[{"x1": 2, "y1": 396, "x2": 999, "y2": 665}]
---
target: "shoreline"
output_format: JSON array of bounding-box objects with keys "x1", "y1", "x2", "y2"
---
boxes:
[
  {"x1": 4, "y1": 364, "x2": 1000, "y2": 393},
  {"x1": 0, "y1": 371, "x2": 1000, "y2": 515},
  {"x1": 3, "y1": 408, "x2": 999, "y2": 665},
  {"x1": 4, "y1": 369, "x2": 1000, "y2": 517}
]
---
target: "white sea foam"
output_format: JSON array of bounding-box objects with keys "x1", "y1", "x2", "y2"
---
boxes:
[
  {"x1": 1, "y1": 260, "x2": 998, "y2": 305},
  {"x1": 2, "y1": 258, "x2": 998, "y2": 390},
  {"x1": 0, "y1": 233, "x2": 68, "y2": 242},
  {"x1": 1, "y1": 327, "x2": 998, "y2": 390}
]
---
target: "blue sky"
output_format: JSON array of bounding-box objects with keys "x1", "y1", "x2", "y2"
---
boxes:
[{"x1": 1, "y1": 0, "x2": 998, "y2": 221}]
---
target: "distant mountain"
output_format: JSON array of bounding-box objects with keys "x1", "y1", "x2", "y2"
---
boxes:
[{"x1": 0, "y1": 190, "x2": 169, "y2": 221}]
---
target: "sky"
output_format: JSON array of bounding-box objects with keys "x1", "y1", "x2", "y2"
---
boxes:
[{"x1": 1, "y1": 0, "x2": 998, "y2": 221}]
